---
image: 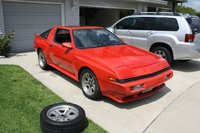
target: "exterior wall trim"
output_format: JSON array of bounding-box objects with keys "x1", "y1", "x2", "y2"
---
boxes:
[
  {"x1": 2, "y1": 0, "x2": 65, "y2": 25},
  {"x1": 80, "y1": 4, "x2": 136, "y2": 10}
]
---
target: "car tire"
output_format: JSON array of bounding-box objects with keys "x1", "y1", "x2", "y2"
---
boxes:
[
  {"x1": 40, "y1": 102, "x2": 87, "y2": 133},
  {"x1": 80, "y1": 69, "x2": 102, "y2": 100},
  {"x1": 38, "y1": 49, "x2": 49, "y2": 70},
  {"x1": 152, "y1": 46, "x2": 173, "y2": 63}
]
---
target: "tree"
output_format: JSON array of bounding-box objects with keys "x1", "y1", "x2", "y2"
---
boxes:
[{"x1": 177, "y1": 5, "x2": 200, "y2": 17}]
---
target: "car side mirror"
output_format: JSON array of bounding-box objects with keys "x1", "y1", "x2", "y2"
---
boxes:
[{"x1": 62, "y1": 42, "x2": 73, "y2": 49}]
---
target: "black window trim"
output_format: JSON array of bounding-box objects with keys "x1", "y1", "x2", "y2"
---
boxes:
[{"x1": 53, "y1": 28, "x2": 71, "y2": 45}]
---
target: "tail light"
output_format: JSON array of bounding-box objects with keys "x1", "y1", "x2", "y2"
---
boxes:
[{"x1": 185, "y1": 34, "x2": 195, "y2": 42}]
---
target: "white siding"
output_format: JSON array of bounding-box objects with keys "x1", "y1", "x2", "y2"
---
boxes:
[{"x1": 64, "y1": 0, "x2": 79, "y2": 25}]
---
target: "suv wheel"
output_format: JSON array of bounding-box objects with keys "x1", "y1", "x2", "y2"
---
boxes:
[{"x1": 152, "y1": 46, "x2": 173, "y2": 63}]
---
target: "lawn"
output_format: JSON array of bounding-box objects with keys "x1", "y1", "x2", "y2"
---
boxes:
[{"x1": 0, "y1": 65, "x2": 106, "y2": 133}]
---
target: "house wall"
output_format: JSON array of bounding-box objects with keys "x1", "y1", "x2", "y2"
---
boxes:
[
  {"x1": 64, "y1": 0, "x2": 79, "y2": 25},
  {"x1": 0, "y1": 0, "x2": 5, "y2": 35}
]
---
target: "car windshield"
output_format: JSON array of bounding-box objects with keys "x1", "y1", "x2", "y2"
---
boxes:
[{"x1": 73, "y1": 28, "x2": 124, "y2": 49}]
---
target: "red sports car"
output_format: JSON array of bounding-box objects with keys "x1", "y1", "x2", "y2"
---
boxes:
[{"x1": 34, "y1": 26, "x2": 173, "y2": 103}]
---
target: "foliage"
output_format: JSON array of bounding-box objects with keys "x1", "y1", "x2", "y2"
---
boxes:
[
  {"x1": 177, "y1": 5, "x2": 200, "y2": 17},
  {"x1": 0, "y1": 65, "x2": 107, "y2": 133},
  {"x1": 0, "y1": 31, "x2": 14, "y2": 57}
]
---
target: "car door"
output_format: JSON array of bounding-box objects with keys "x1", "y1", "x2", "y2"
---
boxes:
[
  {"x1": 113, "y1": 17, "x2": 135, "y2": 44},
  {"x1": 130, "y1": 17, "x2": 157, "y2": 50},
  {"x1": 48, "y1": 28, "x2": 75, "y2": 74},
  {"x1": 113, "y1": 17, "x2": 157, "y2": 50}
]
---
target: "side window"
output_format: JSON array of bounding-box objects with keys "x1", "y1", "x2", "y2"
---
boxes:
[
  {"x1": 134, "y1": 17, "x2": 157, "y2": 30},
  {"x1": 40, "y1": 29, "x2": 51, "y2": 39},
  {"x1": 115, "y1": 18, "x2": 136, "y2": 30},
  {"x1": 158, "y1": 18, "x2": 179, "y2": 31},
  {"x1": 54, "y1": 29, "x2": 71, "y2": 44}
]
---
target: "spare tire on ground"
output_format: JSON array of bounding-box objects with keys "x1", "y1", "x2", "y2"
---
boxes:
[{"x1": 40, "y1": 102, "x2": 87, "y2": 133}]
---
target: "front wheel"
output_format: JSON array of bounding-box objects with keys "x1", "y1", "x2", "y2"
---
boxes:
[
  {"x1": 80, "y1": 69, "x2": 102, "y2": 100},
  {"x1": 151, "y1": 46, "x2": 173, "y2": 63}
]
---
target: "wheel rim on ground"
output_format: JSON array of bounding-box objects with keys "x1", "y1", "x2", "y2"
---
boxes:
[
  {"x1": 46, "y1": 105, "x2": 79, "y2": 122},
  {"x1": 39, "y1": 52, "x2": 45, "y2": 68},
  {"x1": 154, "y1": 50, "x2": 167, "y2": 59},
  {"x1": 82, "y1": 72, "x2": 96, "y2": 96}
]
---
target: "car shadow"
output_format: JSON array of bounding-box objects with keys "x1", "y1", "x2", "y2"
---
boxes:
[
  {"x1": 49, "y1": 67, "x2": 171, "y2": 109},
  {"x1": 171, "y1": 60, "x2": 200, "y2": 72},
  {"x1": 101, "y1": 86, "x2": 171, "y2": 109},
  {"x1": 50, "y1": 68, "x2": 81, "y2": 88}
]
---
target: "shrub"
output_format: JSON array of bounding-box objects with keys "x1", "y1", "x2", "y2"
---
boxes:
[{"x1": 0, "y1": 31, "x2": 14, "y2": 57}]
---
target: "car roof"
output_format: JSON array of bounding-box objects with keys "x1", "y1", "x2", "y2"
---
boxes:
[
  {"x1": 53, "y1": 26, "x2": 103, "y2": 30},
  {"x1": 126, "y1": 15, "x2": 182, "y2": 18}
]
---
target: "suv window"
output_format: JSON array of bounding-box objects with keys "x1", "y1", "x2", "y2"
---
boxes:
[
  {"x1": 158, "y1": 18, "x2": 179, "y2": 31},
  {"x1": 40, "y1": 29, "x2": 51, "y2": 39},
  {"x1": 54, "y1": 29, "x2": 71, "y2": 44},
  {"x1": 115, "y1": 18, "x2": 136, "y2": 29},
  {"x1": 186, "y1": 18, "x2": 200, "y2": 34},
  {"x1": 115, "y1": 17, "x2": 157, "y2": 30},
  {"x1": 134, "y1": 17, "x2": 157, "y2": 30}
]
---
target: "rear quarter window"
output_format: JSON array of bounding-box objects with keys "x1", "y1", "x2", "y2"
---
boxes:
[
  {"x1": 187, "y1": 18, "x2": 200, "y2": 34},
  {"x1": 157, "y1": 18, "x2": 179, "y2": 31},
  {"x1": 40, "y1": 29, "x2": 51, "y2": 39}
]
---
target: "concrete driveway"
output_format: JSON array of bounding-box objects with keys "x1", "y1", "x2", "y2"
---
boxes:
[{"x1": 1, "y1": 52, "x2": 200, "y2": 133}]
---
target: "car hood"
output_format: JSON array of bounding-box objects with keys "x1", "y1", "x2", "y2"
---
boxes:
[{"x1": 79, "y1": 45, "x2": 160, "y2": 69}]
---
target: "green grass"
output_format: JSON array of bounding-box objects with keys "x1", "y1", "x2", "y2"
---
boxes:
[{"x1": 0, "y1": 65, "x2": 107, "y2": 133}]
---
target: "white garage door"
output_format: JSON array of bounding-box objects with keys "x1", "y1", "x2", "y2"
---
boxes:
[{"x1": 3, "y1": 2, "x2": 62, "y2": 52}]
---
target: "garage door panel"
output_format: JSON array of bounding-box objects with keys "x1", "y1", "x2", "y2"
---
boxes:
[
  {"x1": 5, "y1": 25, "x2": 52, "y2": 39},
  {"x1": 3, "y1": 2, "x2": 61, "y2": 13},
  {"x1": 4, "y1": 16, "x2": 61, "y2": 25},
  {"x1": 10, "y1": 40, "x2": 34, "y2": 51},
  {"x1": 3, "y1": 2, "x2": 62, "y2": 52}
]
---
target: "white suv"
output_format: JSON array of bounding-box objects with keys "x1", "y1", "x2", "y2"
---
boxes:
[{"x1": 107, "y1": 13, "x2": 200, "y2": 63}]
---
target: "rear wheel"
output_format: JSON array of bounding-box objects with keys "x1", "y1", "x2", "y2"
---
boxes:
[
  {"x1": 38, "y1": 49, "x2": 49, "y2": 70},
  {"x1": 151, "y1": 46, "x2": 173, "y2": 63},
  {"x1": 80, "y1": 69, "x2": 102, "y2": 100}
]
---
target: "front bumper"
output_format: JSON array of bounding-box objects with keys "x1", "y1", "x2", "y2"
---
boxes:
[{"x1": 103, "y1": 69, "x2": 173, "y2": 103}]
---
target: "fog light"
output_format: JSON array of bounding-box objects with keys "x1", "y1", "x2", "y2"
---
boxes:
[
  {"x1": 133, "y1": 84, "x2": 143, "y2": 91},
  {"x1": 164, "y1": 75, "x2": 169, "y2": 80}
]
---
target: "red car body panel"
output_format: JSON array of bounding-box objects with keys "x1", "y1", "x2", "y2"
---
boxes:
[{"x1": 34, "y1": 26, "x2": 173, "y2": 103}]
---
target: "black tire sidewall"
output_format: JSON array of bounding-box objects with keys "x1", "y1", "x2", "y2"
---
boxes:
[
  {"x1": 152, "y1": 46, "x2": 173, "y2": 63},
  {"x1": 80, "y1": 69, "x2": 102, "y2": 100},
  {"x1": 40, "y1": 102, "x2": 86, "y2": 133}
]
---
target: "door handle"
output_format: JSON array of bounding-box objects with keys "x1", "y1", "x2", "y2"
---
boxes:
[
  {"x1": 147, "y1": 31, "x2": 153, "y2": 36},
  {"x1": 127, "y1": 30, "x2": 132, "y2": 35}
]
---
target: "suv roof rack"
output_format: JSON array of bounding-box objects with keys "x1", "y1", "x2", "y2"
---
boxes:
[{"x1": 134, "y1": 12, "x2": 181, "y2": 16}]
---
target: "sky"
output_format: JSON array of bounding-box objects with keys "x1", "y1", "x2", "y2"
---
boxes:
[{"x1": 183, "y1": 0, "x2": 200, "y2": 12}]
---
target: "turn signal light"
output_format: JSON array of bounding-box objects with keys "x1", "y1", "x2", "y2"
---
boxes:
[{"x1": 109, "y1": 77, "x2": 117, "y2": 82}]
